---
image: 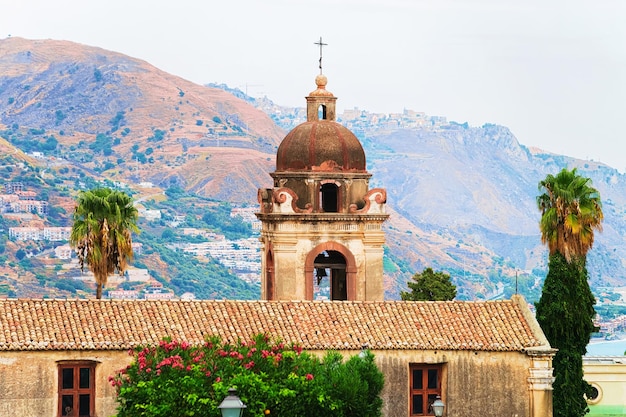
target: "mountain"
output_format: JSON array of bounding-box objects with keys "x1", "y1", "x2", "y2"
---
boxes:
[
  {"x1": 363, "y1": 125, "x2": 626, "y2": 295},
  {"x1": 1, "y1": 37, "x2": 625, "y2": 305},
  {"x1": 0, "y1": 36, "x2": 282, "y2": 200}
]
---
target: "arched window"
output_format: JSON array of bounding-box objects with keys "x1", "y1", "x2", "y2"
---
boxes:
[
  {"x1": 305, "y1": 242, "x2": 357, "y2": 301},
  {"x1": 320, "y1": 183, "x2": 339, "y2": 212},
  {"x1": 313, "y1": 250, "x2": 347, "y2": 301},
  {"x1": 318, "y1": 104, "x2": 327, "y2": 120}
]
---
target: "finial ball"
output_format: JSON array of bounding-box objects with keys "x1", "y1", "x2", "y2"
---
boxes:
[{"x1": 315, "y1": 74, "x2": 328, "y2": 89}]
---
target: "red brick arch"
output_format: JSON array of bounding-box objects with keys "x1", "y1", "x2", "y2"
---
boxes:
[{"x1": 304, "y1": 242, "x2": 357, "y2": 300}]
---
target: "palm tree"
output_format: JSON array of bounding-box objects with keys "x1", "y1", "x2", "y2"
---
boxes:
[
  {"x1": 70, "y1": 188, "x2": 139, "y2": 299},
  {"x1": 535, "y1": 167, "x2": 603, "y2": 417},
  {"x1": 537, "y1": 167, "x2": 603, "y2": 261}
]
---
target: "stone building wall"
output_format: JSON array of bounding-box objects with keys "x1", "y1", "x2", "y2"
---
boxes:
[
  {"x1": 376, "y1": 349, "x2": 543, "y2": 417},
  {"x1": 0, "y1": 347, "x2": 551, "y2": 417},
  {"x1": 0, "y1": 350, "x2": 131, "y2": 417}
]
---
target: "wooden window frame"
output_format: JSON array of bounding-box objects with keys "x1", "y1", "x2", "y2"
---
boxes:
[
  {"x1": 409, "y1": 363, "x2": 443, "y2": 416},
  {"x1": 57, "y1": 361, "x2": 96, "y2": 417}
]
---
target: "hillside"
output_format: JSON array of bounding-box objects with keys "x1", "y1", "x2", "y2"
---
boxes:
[
  {"x1": 1, "y1": 37, "x2": 625, "y2": 304},
  {"x1": 362, "y1": 125, "x2": 626, "y2": 293},
  {"x1": 0, "y1": 37, "x2": 281, "y2": 200},
  {"x1": 251, "y1": 93, "x2": 626, "y2": 295}
]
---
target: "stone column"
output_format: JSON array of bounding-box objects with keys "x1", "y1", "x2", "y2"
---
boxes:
[{"x1": 526, "y1": 348, "x2": 556, "y2": 417}]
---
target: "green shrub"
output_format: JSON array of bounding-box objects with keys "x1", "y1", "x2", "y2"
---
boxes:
[{"x1": 111, "y1": 334, "x2": 384, "y2": 417}]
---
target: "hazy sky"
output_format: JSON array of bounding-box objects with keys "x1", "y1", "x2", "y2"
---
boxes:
[{"x1": 2, "y1": 0, "x2": 625, "y2": 169}]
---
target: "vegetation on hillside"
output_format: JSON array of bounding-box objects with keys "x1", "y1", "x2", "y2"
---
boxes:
[{"x1": 134, "y1": 231, "x2": 258, "y2": 300}]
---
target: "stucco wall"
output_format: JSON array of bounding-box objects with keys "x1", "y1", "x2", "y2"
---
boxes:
[
  {"x1": 377, "y1": 349, "x2": 535, "y2": 417},
  {"x1": 0, "y1": 350, "x2": 132, "y2": 417},
  {"x1": 584, "y1": 358, "x2": 626, "y2": 416},
  {"x1": 0, "y1": 348, "x2": 547, "y2": 417}
]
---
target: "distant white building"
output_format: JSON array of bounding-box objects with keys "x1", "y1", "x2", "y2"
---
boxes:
[
  {"x1": 182, "y1": 228, "x2": 224, "y2": 240},
  {"x1": 180, "y1": 292, "x2": 196, "y2": 300},
  {"x1": 108, "y1": 290, "x2": 139, "y2": 300},
  {"x1": 9, "y1": 227, "x2": 71, "y2": 242},
  {"x1": 54, "y1": 244, "x2": 72, "y2": 260},
  {"x1": 138, "y1": 209, "x2": 161, "y2": 221},
  {"x1": 9, "y1": 200, "x2": 48, "y2": 215},
  {"x1": 144, "y1": 281, "x2": 174, "y2": 300},
  {"x1": 124, "y1": 269, "x2": 151, "y2": 282},
  {"x1": 43, "y1": 227, "x2": 71, "y2": 241},
  {"x1": 9, "y1": 227, "x2": 42, "y2": 241},
  {"x1": 131, "y1": 242, "x2": 143, "y2": 255}
]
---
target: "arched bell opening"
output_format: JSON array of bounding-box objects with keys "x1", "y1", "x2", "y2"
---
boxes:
[
  {"x1": 320, "y1": 182, "x2": 339, "y2": 213},
  {"x1": 318, "y1": 104, "x2": 327, "y2": 121},
  {"x1": 312, "y1": 251, "x2": 347, "y2": 300},
  {"x1": 305, "y1": 242, "x2": 357, "y2": 301}
]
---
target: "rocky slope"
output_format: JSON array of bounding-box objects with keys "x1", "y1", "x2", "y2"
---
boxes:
[{"x1": 362, "y1": 125, "x2": 626, "y2": 293}]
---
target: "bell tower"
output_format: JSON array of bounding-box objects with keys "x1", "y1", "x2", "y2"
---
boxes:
[{"x1": 257, "y1": 72, "x2": 388, "y2": 301}]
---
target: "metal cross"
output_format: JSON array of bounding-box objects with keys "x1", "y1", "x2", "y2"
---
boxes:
[{"x1": 314, "y1": 37, "x2": 328, "y2": 74}]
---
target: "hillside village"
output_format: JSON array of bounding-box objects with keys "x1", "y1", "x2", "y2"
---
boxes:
[
  {"x1": 217, "y1": 83, "x2": 455, "y2": 134},
  {"x1": 2, "y1": 179, "x2": 262, "y2": 300}
]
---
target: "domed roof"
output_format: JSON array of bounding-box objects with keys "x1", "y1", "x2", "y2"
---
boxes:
[
  {"x1": 275, "y1": 74, "x2": 366, "y2": 173},
  {"x1": 276, "y1": 121, "x2": 366, "y2": 172}
]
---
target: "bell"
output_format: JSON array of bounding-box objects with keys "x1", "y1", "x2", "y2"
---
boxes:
[{"x1": 315, "y1": 267, "x2": 328, "y2": 285}]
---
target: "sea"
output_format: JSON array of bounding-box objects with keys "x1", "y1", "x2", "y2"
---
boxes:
[{"x1": 586, "y1": 337, "x2": 626, "y2": 356}]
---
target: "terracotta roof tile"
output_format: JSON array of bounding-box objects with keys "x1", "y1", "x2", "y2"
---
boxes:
[{"x1": 0, "y1": 298, "x2": 547, "y2": 352}]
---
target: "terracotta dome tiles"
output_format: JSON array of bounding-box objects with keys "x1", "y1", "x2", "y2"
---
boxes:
[{"x1": 276, "y1": 121, "x2": 366, "y2": 172}]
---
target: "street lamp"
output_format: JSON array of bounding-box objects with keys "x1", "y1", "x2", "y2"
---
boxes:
[
  {"x1": 431, "y1": 395, "x2": 445, "y2": 417},
  {"x1": 218, "y1": 388, "x2": 247, "y2": 417},
  {"x1": 359, "y1": 343, "x2": 369, "y2": 359}
]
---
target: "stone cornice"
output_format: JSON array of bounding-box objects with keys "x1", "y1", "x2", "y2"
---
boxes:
[
  {"x1": 256, "y1": 213, "x2": 389, "y2": 223},
  {"x1": 270, "y1": 171, "x2": 372, "y2": 180}
]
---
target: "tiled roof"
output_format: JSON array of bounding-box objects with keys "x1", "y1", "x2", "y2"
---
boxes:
[{"x1": 0, "y1": 296, "x2": 549, "y2": 352}]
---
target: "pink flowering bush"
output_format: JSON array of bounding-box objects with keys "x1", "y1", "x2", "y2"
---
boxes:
[{"x1": 111, "y1": 334, "x2": 383, "y2": 417}]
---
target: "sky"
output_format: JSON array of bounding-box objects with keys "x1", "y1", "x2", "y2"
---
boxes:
[{"x1": 1, "y1": 0, "x2": 625, "y2": 170}]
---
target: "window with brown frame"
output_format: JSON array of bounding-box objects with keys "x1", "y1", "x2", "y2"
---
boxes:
[
  {"x1": 57, "y1": 361, "x2": 96, "y2": 417},
  {"x1": 409, "y1": 363, "x2": 443, "y2": 416}
]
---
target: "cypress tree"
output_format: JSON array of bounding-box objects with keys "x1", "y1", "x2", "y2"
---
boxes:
[{"x1": 535, "y1": 253, "x2": 596, "y2": 417}]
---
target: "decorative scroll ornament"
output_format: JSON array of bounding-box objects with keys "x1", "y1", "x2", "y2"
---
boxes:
[
  {"x1": 349, "y1": 188, "x2": 387, "y2": 214},
  {"x1": 272, "y1": 188, "x2": 313, "y2": 214}
]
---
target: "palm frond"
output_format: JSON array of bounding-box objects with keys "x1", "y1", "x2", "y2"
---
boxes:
[{"x1": 537, "y1": 167, "x2": 603, "y2": 260}]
